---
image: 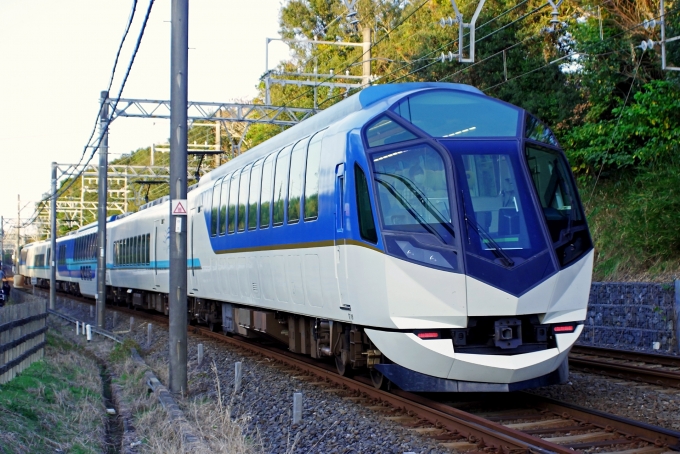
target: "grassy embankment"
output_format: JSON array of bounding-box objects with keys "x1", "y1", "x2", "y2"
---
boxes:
[
  {"x1": 581, "y1": 164, "x2": 680, "y2": 282},
  {"x1": 0, "y1": 333, "x2": 105, "y2": 453},
  {"x1": 0, "y1": 321, "x2": 261, "y2": 453}
]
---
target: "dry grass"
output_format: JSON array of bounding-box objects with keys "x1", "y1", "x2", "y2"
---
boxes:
[{"x1": 112, "y1": 357, "x2": 262, "y2": 454}]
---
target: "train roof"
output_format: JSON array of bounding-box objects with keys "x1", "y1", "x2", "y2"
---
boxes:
[{"x1": 199, "y1": 82, "x2": 483, "y2": 187}]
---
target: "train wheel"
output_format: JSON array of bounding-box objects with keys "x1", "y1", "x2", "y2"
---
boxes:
[
  {"x1": 209, "y1": 321, "x2": 221, "y2": 332},
  {"x1": 335, "y1": 347, "x2": 351, "y2": 377},
  {"x1": 370, "y1": 368, "x2": 389, "y2": 390}
]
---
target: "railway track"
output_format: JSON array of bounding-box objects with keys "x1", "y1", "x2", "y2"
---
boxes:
[
  {"x1": 570, "y1": 345, "x2": 680, "y2": 389},
  {"x1": 37, "y1": 288, "x2": 680, "y2": 453}
]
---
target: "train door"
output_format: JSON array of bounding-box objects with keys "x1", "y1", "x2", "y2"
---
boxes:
[
  {"x1": 334, "y1": 163, "x2": 350, "y2": 310},
  {"x1": 188, "y1": 207, "x2": 197, "y2": 291},
  {"x1": 153, "y1": 219, "x2": 162, "y2": 286}
]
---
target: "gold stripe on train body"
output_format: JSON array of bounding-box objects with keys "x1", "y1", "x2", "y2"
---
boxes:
[{"x1": 214, "y1": 239, "x2": 383, "y2": 255}]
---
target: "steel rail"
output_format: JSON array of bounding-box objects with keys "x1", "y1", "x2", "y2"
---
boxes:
[
  {"x1": 570, "y1": 345, "x2": 680, "y2": 389},
  {"x1": 194, "y1": 326, "x2": 572, "y2": 454},
  {"x1": 523, "y1": 394, "x2": 680, "y2": 451},
  {"x1": 34, "y1": 289, "x2": 680, "y2": 453}
]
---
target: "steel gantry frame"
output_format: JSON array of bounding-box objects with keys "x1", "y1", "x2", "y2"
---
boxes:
[{"x1": 37, "y1": 99, "x2": 317, "y2": 236}]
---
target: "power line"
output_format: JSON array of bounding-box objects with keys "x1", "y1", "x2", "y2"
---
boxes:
[
  {"x1": 67, "y1": 0, "x2": 140, "y2": 179},
  {"x1": 319, "y1": 0, "x2": 553, "y2": 105},
  {"x1": 23, "y1": 0, "x2": 156, "y2": 230},
  {"x1": 275, "y1": 0, "x2": 432, "y2": 109}
]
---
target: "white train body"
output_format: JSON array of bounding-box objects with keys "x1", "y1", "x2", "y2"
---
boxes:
[{"x1": 24, "y1": 83, "x2": 593, "y2": 391}]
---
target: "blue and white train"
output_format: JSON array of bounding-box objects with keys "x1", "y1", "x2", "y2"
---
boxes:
[{"x1": 21, "y1": 82, "x2": 593, "y2": 392}]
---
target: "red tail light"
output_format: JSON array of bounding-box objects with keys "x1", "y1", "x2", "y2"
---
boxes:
[
  {"x1": 553, "y1": 324, "x2": 576, "y2": 333},
  {"x1": 416, "y1": 332, "x2": 440, "y2": 339}
]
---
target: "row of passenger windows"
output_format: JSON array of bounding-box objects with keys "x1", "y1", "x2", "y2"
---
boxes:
[
  {"x1": 114, "y1": 234, "x2": 151, "y2": 266},
  {"x1": 210, "y1": 129, "x2": 324, "y2": 237},
  {"x1": 74, "y1": 233, "x2": 98, "y2": 262}
]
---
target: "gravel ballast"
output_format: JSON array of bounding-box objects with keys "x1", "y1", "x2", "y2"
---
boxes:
[{"x1": 49, "y1": 296, "x2": 680, "y2": 453}]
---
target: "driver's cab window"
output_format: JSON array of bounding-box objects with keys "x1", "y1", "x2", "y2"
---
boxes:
[{"x1": 371, "y1": 144, "x2": 451, "y2": 231}]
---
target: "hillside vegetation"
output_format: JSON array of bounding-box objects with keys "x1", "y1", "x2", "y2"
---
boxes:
[{"x1": 53, "y1": 0, "x2": 680, "y2": 281}]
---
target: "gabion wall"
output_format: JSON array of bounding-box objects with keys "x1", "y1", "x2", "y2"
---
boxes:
[{"x1": 578, "y1": 282, "x2": 679, "y2": 354}]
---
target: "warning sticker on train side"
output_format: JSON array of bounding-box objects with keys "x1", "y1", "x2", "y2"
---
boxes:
[{"x1": 171, "y1": 200, "x2": 188, "y2": 215}]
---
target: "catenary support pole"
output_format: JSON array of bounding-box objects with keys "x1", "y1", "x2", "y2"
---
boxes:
[
  {"x1": 16, "y1": 194, "x2": 20, "y2": 274},
  {"x1": 169, "y1": 0, "x2": 189, "y2": 394},
  {"x1": 50, "y1": 163, "x2": 57, "y2": 310},
  {"x1": 97, "y1": 91, "x2": 109, "y2": 329},
  {"x1": 362, "y1": 27, "x2": 371, "y2": 86}
]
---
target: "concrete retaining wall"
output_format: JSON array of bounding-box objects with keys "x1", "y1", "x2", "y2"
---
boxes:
[{"x1": 579, "y1": 281, "x2": 679, "y2": 354}]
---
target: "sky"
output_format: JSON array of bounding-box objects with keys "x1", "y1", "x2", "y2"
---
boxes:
[{"x1": 0, "y1": 0, "x2": 291, "y2": 238}]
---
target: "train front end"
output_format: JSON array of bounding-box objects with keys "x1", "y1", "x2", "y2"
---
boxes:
[{"x1": 359, "y1": 85, "x2": 593, "y2": 391}]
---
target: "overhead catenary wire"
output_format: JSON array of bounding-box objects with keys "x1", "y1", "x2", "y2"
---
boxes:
[
  {"x1": 20, "y1": 0, "x2": 142, "y2": 227},
  {"x1": 66, "y1": 0, "x2": 140, "y2": 180},
  {"x1": 273, "y1": 0, "x2": 432, "y2": 111},
  {"x1": 318, "y1": 0, "x2": 555, "y2": 106},
  {"x1": 23, "y1": 0, "x2": 156, "y2": 230}
]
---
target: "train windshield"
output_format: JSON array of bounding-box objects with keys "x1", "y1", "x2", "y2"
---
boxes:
[
  {"x1": 370, "y1": 143, "x2": 458, "y2": 271},
  {"x1": 371, "y1": 144, "x2": 454, "y2": 243},
  {"x1": 392, "y1": 90, "x2": 519, "y2": 138},
  {"x1": 446, "y1": 140, "x2": 550, "y2": 265}
]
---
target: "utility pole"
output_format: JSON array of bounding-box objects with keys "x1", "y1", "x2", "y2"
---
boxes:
[
  {"x1": 16, "y1": 194, "x2": 20, "y2": 274},
  {"x1": 0, "y1": 216, "x2": 3, "y2": 267},
  {"x1": 50, "y1": 163, "x2": 57, "y2": 310},
  {"x1": 169, "y1": 0, "x2": 188, "y2": 394},
  {"x1": 97, "y1": 92, "x2": 109, "y2": 328},
  {"x1": 362, "y1": 27, "x2": 371, "y2": 86}
]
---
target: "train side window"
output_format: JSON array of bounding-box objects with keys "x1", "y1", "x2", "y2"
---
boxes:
[
  {"x1": 134, "y1": 236, "x2": 139, "y2": 265},
  {"x1": 140, "y1": 235, "x2": 144, "y2": 265},
  {"x1": 273, "y1": 146, "x2": 292, "y2": 226},
  {"x1": 228, "y1": 171, "x2": 240, "y2": 234},
  {"x1": 211, "y1": 179, "x2": 220, "y2": 236},
  {"x1": 288, "y1": 138, "x2": 309, "y2": 224},
  {"x1": 304, "y1": 131, "x2": 323, "y2": 221},
  {"x1": 238, "y1": 165, "x2": 251, "y2": 232},
  {"x1": 248, "y1": 159, "x2": 263, "y2": 230},
  {"x1": 219, "y1": 175, "x2": 229, "y2": 235},
  {"x1": 260, "y1": 152, "x2": 277, "y2": 228},
  {"x1": 355, "y1": 164, "x2": 378, "y2": 243}
]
